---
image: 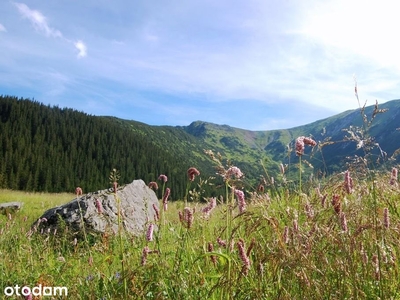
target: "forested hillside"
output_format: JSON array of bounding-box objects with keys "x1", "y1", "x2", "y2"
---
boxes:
[
  {"x1": 0, "y1": 96, "x2": 209, "y2": 198},
  {"x1": 2, "y1": 95, "x2": 400, "y2": 197}
]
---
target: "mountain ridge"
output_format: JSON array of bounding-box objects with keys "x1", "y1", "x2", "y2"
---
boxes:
[{"x1": 1, "y1": 95, "x2": 400, "y2": 194}]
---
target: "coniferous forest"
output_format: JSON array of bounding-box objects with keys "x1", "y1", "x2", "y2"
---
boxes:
[{"x1": 0, "y1": 95, "x2": 203, "y2": 198}]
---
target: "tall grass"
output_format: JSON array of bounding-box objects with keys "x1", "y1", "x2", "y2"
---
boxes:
[{"x1": 1, "y1": 162, "x2": 400, "y2": 299}]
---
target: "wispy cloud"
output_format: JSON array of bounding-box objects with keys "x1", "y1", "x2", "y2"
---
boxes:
[
  {"x1": 74, "y1": 40, "x2": 87, "y2": 58},
  {"x1": 13, "y1": 2, "x2": 87, "y2": 59},
  {"x1": 14, "y1": 2, "x2": 62, "y2": 38},
  {"x1": 0, "y1": 23, "x2": 6, "y2": 32}
]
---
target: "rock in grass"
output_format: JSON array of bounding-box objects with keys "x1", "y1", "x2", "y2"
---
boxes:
[
  {"x1": 32, "y1": 180, "x2": 159, "y2": 237},
  {"x1": 0, "y1": 202, "x2": 23, "y2": 215}
]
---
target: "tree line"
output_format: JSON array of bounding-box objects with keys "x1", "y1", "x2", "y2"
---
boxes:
[{"x1": 0, "y1": 96, "x2": 196, "y2": 199}]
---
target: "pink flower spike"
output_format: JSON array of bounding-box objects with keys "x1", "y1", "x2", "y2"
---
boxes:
[
  {"x1": 390, "y1": 168, "x2": 398, "y2": 185},
  {"x1": 295, "y1": 136, "x2": 305, "y2": 156},
  {"x1": 148, "y1": 181, "x2": 158, "y2": 190},
  {"x1": 146, "y1": 223, "x2": 154, "y2": 241},
  {"x1": 295, "y1": 136, "x2": 316, "y2": 156},
  {"x1": 141, "y1": 246, "x2": 149, "y2": 266},
  {"x1": 95, "y1": 198, "x2": 103, "y2": 214},
  {"x1": 202, "y1": 197, "x2": 217, "y2": 217},
  {"x1": 182, "y1": 207, "x2": 194, "y2": 229},
  {"x1": 187, "y1": 167, "x2": 201, "y2": 181},
  {"x1": 224, "y1": 166, "x2": 243, "y2": 180},
  {"x1": 383, "y1": 208, "x2": 390, "y2": 229},
  {"x1": 162, "y1": 188, "x2": 170, "y2": 211},
  {"x1": 158, "y1": 174, "x2": 168, "y2": 183},
  {"x1": 344, "y1": 170, "x2": 354, "y2": 194},
  {"x1": 237, "y1": 239, "x2": 251, "y2": 275},
  {"x1": 217, "y1": 237, "x2": 227, "y2": 248},
  {"x1": 152, "y1": 204, "x2": 160, "y2": 221},
  {"x1": 234, "y1": 189, "x2": 246, "y2": 213},
  {"x1": 75, "y1": 187, "x2": 83, "y2": 196}
]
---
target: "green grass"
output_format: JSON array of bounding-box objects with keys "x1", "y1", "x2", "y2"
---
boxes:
[{"x1": 1, "y1": 166, "x2": 400, "y2": 299}]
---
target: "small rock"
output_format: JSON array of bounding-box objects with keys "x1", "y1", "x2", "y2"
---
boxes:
[{"x1": 0, "y1": 202, "x2": 23, "y2": 215}]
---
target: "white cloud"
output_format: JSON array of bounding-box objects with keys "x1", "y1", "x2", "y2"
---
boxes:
[
  {"x1": 14, "y1": 2, "x2": 62, "y2": 38},
  {"x1": 297, "y1": 0, "x2": 400, "y2": 70},
  {"x1": 74, "y1": 40, "x2": 87, "y2": 58},
  {"x1": 0, "y1": 23, "x2": 6, "y2": 32}
]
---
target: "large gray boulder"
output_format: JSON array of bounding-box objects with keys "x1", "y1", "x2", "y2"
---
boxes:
[{"x1": 32, "y1": 180, "x2": 159, "y2": 236}]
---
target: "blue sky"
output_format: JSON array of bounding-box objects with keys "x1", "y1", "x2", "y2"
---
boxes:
[{"x1": 1, "y1": 0, "x2": 399, "y2": 130}]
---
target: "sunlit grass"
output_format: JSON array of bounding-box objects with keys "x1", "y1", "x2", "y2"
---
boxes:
[{"x1": 1, "y1": 171, "x2": 400, "y2": 300}]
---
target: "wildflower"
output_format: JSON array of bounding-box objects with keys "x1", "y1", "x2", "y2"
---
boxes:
[
  {"x1": 148, "y1": 181, "x2": 158, "y2": 190},
  {"x1": 201, "y1": 197, "x2": 217, "y2": 217},
  {"x1": 95, "y1": 198, "x2": 103, "y2": 214},
  {"x1": 390, "y1": 167, "x2": 398, "y2": 185},
  {"x1": 75, "y1": 187, "x2": 83, "y2": 196},
  {"x1": 344, "y1": 170, "x2": 353, "y2": 194},
  {"x1": 158, "y1": 174, "x2": 168, "y2": 183},
  {"x1": 152, "y1": 204, "x2": 160, "y2": 221},
  {"x1": 73, "y1": 237, "x2": 78, "y2": 246},
  {"x1": 217, "y1": 237, "x2": 227, "y2": 248},
  {"x1": 304, "y1": 137, "x2": 317, "y2": 147},
  {"x1": 295, "y1": 136, "x2": 316, "y2": 156},
  {"x1": 295, "y1": 137, "x2": 305, "y2": 156},
  {"x1": 162, "y1": 188, "x2": 170, "y2": 211},
  {"x1": 208, "y1": 242, "x2": 217, "y2": 266},
  {"x1": 178, "y1": 211, "x2": 183, "y2": 222},
  {"x1": 41, "y1": 217, "x2": 48, "y2": 223},
  {"x1": 305, "y1": 202, "x2": 314, "y2": 219},
  {"x1": 187, "y1": 167, "x2": 200, "y2": 181},
  {"x1": 224, "y1": 166, "x2": 243, "y2": 180},
  {"x1": 383, "y1": 208, "x2": 390, "y2": 229},
  {"x1": 146, "y1": 224, "x2": 154, "y2": 241},
  {"x1": 332, "y1": 194, "x2": 341, "y2": 214},
  {"x1": 234, "y1": 189, "x2": 246, "y2": 213},
  {"x1": 237, "y1": 239, "x2": 251, "y2": 276},
  {"x1": 141, "y1": 246, "x2": 149, "y2": 266},
  {"x1": 292, "y1": 219, "x2": 299, "y2": 234},
  {"x1": 283, "y1": 226, "x2": 289, "y2": 244},
  {"x1": 180, "y1": 207, "x2": 194, "y2": 229}
]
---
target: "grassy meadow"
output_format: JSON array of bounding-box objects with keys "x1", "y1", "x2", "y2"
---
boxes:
[{"x1": 1, "y1": 158, "x2": 400, "y2": 299}]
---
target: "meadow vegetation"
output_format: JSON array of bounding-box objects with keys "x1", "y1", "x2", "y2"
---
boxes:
[
  {"x1": 1, "y1": 153, "x2": 400, "y2": 299},
  {"x1": 1, "y1": 86, "x2": 400, "y2": 299}
]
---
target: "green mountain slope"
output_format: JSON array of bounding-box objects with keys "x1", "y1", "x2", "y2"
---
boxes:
[{"x1": 1, "y1": 95, "x2": 400, "y2": 195}]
